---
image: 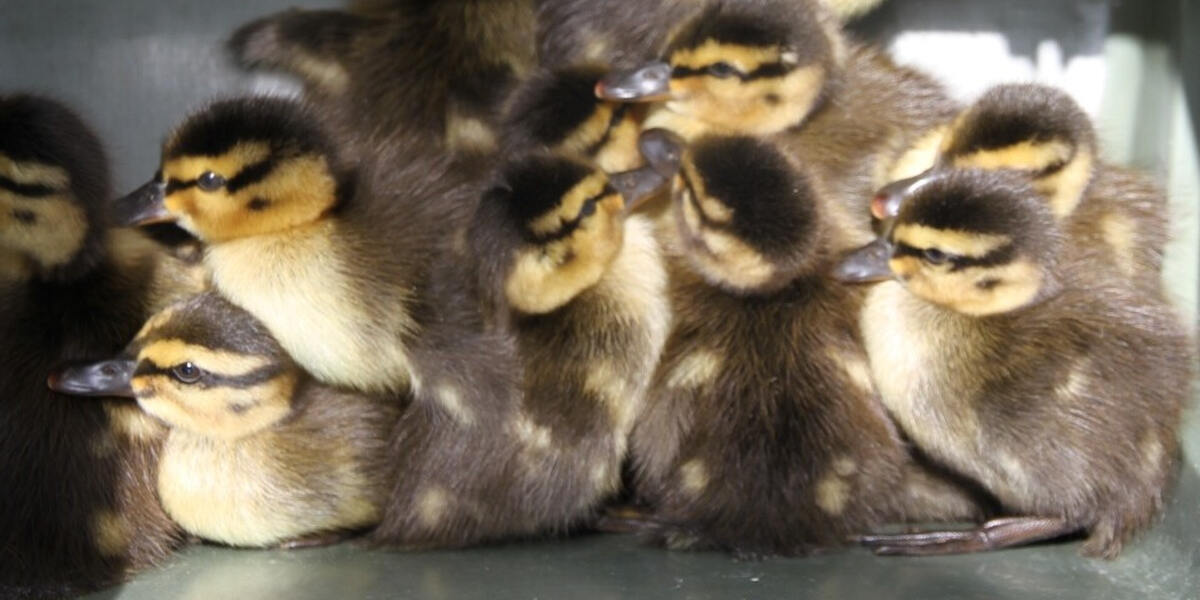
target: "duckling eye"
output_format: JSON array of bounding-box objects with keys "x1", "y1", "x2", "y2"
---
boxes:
[
  {"x1": 922, "y1": 248, "x2": 949, "y2": 265},
  {"x1": 12, "y1": 209, "x2": 36, "y2": 225},
  {"x1": 706, "y1": 62, "x2": 740, "y2": 79},
  {"x1": 578, "y1": 197, "x2": 598, "y2": 219},
  {"x1": 197, "y1": 171, "x2": 226, "y2": 192},
  {"x1": 171, "y1": 362, "x2": 203, "y2": 384}
]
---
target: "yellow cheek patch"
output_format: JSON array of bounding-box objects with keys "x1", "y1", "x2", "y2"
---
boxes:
[
  {"x1": 506, "y1": 200, "x2": 624, "y2": 314},
  {"x1": 1036, "y1": 149, "x2": 1093, "y2": 218},
  {"x1": 950, "y1": 140, "x2": 1073, "y2": 173},
  {"x1": 886, "y1": 125, "x2": 950, "y2": 182},
  {"x1": 903, "y1": 258, "x2": 1044, "y2": 316},
  {"x1": 138, "y1": 339, "x2": 271, "y2": 377},
  {"x1": 558, "y1": 103, "x2": 618, "y2": 156},
  {"x1": 670, "y1": 41, "x2": 781, "y2": 74},
  {"x1": 165, "y1": 153, "x2": 337, "y2": 242},
  {"x1": 0, "y1": 154, "x2": 70, "y2": 189},
  {"x1": 0, "y1": 195, "x2": 88, "y2": 269},
  {"x1": 593, "y1": 114, "x2": 643, "y2": 173},
  {"x1": 133, "y1": 372, "x2": 296, "y2": 438},
  {"x1": 688, "y1": 227, "x2": 776, "y2": 290},
  {"x1": 527, "y1": 173, "x2": 610, "y2": 238},
  {"x1": 679, "y1": 159, "x2": 733, "y2": 224},
  {"x1": 892, "y1": 224, "x2": 1012, "y2": 259},
  {"x1": 667, "y1": 64, "x2": 824, "y2": 136}
]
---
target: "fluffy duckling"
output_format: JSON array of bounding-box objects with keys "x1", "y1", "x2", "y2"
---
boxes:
[
  {"x1": 113, "y1": 97, "x2": 473, "y2": 396},
  {"x1": 228, "y1": 0, "x2": 536, "y2": 155},
  {"x1": 595, "y1": 0, "x2": 958, "y2": 236},
  {"x1": 502, "y1": 65, "x2": 648, "y2": 173},
  {"x1": 536, "y1": 0, "x2": 886, "y2": 71},
  {"x1": 901, "y1": 83, "x2": 1169, "y2": 288},
  {"x1": 0, "y1": 94, "x2": 200, "y2": 597},
  {"x1": 835, "y1": 169, "x2": 1193, "y2": 558},
  {"x1": 622, "y1": 130, "x2": 982, "y2": 557},
  {"x1": 464, "y1": 153, "x2": 671, "y2": 538},
  {"x1": 50, "y1": 291, "x2": 399, "y2": 549}
]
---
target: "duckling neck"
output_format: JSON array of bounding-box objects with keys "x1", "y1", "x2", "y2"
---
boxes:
[
  {"x1": 0, "y1": 247, "x2": 33, "y2": 284},
  {"x1": 204, "y1": 221, "x2": 418, "y2": 394}
]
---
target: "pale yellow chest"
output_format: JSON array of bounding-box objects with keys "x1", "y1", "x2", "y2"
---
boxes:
[
  {"x1": 205, "y1": 226, "x2": 415, "y2": 393},
  {"x1": 860, "y1": 281, "x2": 982, "y2": 470}
]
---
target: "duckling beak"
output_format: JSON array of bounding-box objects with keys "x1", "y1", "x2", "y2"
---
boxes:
[
  {"x1": 595, "y1": 62, "x2": 673, "y2": 102},
  {"x1": 831, "y1": 238, "x2": 894, "y2": 283},
  {"x1": 610, "y1": 165, "x2": 669, "y2": 215},
  {"x1": 638, "y1": 128, "x2": 684, "y2": 177},
  {"x1": 112, "y1": 179, "x2": 172, "y2": 226},
  {"x1": 47, "y1": 358, "x2": 137, "y2": 398}
]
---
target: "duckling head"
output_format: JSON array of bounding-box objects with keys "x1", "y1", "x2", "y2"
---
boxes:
[
  {"x1": 114, "y1": 98, "x2": 348, "y2": 243},
  {"x1": 0, "y1": 94, "x2": 109, "y2": 282},
  {"x1": 50, "y1": 291, "x2": 301, "y2": 439},
  {"x1": 596, "y1": 1, "x2": 838, "y2": 136},
  {"x1": 503, "y1": 66, "x2": 644, "y2": 172},
  {"x1": 646, "y1": 129, "x2": 826, "y2": 293},
  {"x1": 482, "y1": 153, "x2": 667, "y2": 314},
  {"x1": 835, "y1": 169, "x2": 1063, "y2": 316},
  {"x1": 939, "y1": 84, "x2": 1096, "y2": 218}
]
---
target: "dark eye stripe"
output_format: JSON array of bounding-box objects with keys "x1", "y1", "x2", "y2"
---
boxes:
[
  {"x1": 527, "y1": 185, "x2": 615, "y2": 244},
  {"x1": 892, "y1": 241, "x2": 1017, "y2": 271},
  {"x1": 583, "y1": 104, "x2": 630, "y2": 158},
  {"x1": 225, "y1": 156, "x2": 279, "y2": 193},
  {"x1": 133, "y1": 363, "x2": 284, "y2": 389},
  {"x1": 165, "y1": 179, "x2": 197, "y2": 194},
  {"x1": 0, "y1": 175, "x2": 57, "y2": 197},
  {"x1": 671, "y1": 60, "x2": 795, "y2": 82}
]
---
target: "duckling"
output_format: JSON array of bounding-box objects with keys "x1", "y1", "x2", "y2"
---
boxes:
[
  {"x1": 110, "y1": 97, "x2": 653, "y2": 549},
  {"x1": 228, "y1": 0, "x2": 536, "y2": 155},
  {"x1": 502, "y1": 65, "x2": 649, "y2": 173},
  {"x1": 463, "y1": 153, "x2": 671, "y2": 522},
  {"x1": 0, "y1": 94, "x2": 201, "y2": 596},
  {"x1": 909, "y1": 83, "x2": 1168, "y2": 289},
  {"x1": 595, "y1": 0, "x2": 959, "y2": 236},
  {"x1": 113, "y1": 97, "x2": 473, "y2": 395},
  {"x1": 834, "y1": 168, "x2": 1193, "y2": 558},
  {"x1": 620, "y1": 130, "x2": 982, "y2": 557},
  {"x1": 535, "y1": 0, "x2": 885, "y2": 71},
  {"x1": 49, "y1": 291, "x2": 399, "y2": 549}
]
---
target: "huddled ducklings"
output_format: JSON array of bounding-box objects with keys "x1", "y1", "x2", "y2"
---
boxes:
[
  {"x1": 621, "y1": 130, "x2": 981, "y2": 557},
  {"x1": 595, "y1": 0, "x2": 958, "y2": 236},
  {"x1": 114, "y1": 97, "x2": 473, "y2": 396},
  {"x1": 835, "y1": 168, "x2": 1193, "y2": 558},
  {"x1": 0, "y1": 94, "x2": 201, "y2": 596},
  {"x1": 50, "y1": 291, "x2": 399, "y2": 549},
  {"x1": 229, "y1": 0, "x2": 536, "y2": 155},
  {"x1": 898, "y1": 83, "x2": 1169, "y2": 289}
]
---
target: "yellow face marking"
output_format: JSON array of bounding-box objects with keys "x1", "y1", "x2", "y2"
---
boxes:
[
  {"x1": 886, "y1": 125, "x2": 949, "y2": 182},
  {"x1": 138, "y1": 339, "x2": 272, "y2": 377},
  {"x1": 892, "y1": 224, "x2": 1012, "y2": 259},
  {"x1": 1037, "y1": 149, "x2": 1093, "y2": 218},
  {"x1": 0, "y1": 194, "x2": 88, "y2": 269},
  {"x1": 527, "y1": 173, "x2": 611, "y2": 237},
  {"x1": 162, "y1": 144, "x2": 337, "y2": 242},
  {"x1": 558, "y1": 103, "x2": 618, "y2": 157},
  {"x1": 132, "y1": 371, "x2": 296, "y2": 439},
  {"x1": 0, "y1": 154, "x2": 70, "y2": 189},
  {"x1": 950, "y1": 140, "x2": 1073, "y2": 173},
  {"x1": 679, "y1": 459, "x2": 709, "y2": 494},
  {"x1": 103, "y1": 402, "x2": 167, "y2": 443},
  {"x1": 679, "y1": 157, "x2": 734, "y2": 224},
  {"x1": 665, "y1": 64, "x2": 825, "y2": 136},
  {"x1": 505, "y1": 193, "x2": 625, "y2": 314},
  {"x1": 894, "y1": 255, "x2": 1045, "y2": 316},
  {"x1": 670, "y1": 40, "x2": 785, "y2": 75},
  {"x1": 687, "y1": 226, "x2": 777, "y2": 290}
]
